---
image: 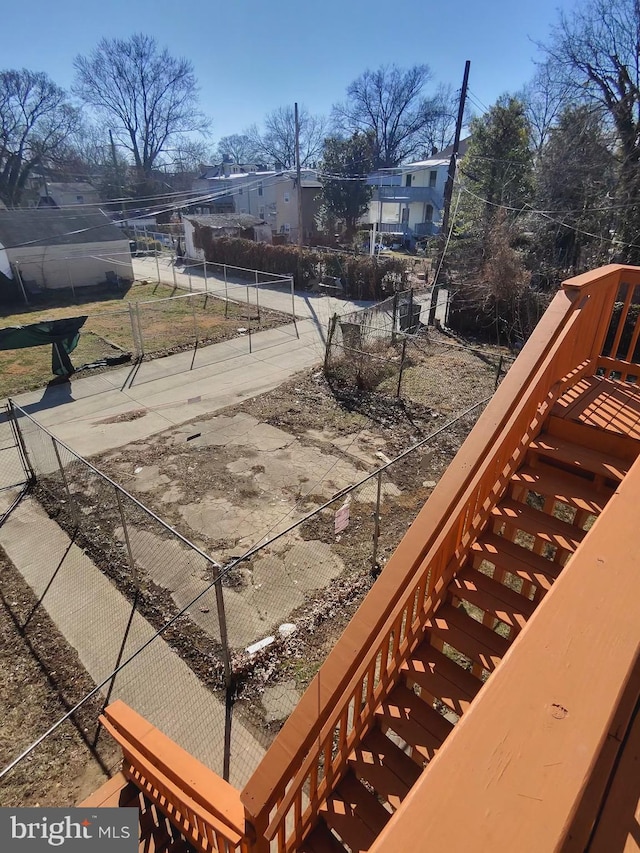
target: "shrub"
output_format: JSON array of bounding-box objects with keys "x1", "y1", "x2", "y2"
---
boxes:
[{"x1": 190, "y1": 228, "x2": 408, "y2": 300}]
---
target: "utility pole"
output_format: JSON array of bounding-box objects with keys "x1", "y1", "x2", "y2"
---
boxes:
[
  {"x1": 294, "y1": 102, "x2": 303, "y2": 247},
  {"x1": 430, "y1": 60, "x2": 470, "y2": 324},
  {"x1": 109, "y1": 130, "x2": 125, "y2": 217}
]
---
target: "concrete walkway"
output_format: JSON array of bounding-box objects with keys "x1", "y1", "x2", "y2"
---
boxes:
[
  {"x1": 10, "y1": 281, "x2": 370, "y2": 458},
  {"x1": 0, "y1": 496, "x2": 264, "y2": 788}
]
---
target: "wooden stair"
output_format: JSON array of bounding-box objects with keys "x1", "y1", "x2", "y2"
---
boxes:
[{"x1": 300, "y1": 423, "x2": 636, "y2": 852}]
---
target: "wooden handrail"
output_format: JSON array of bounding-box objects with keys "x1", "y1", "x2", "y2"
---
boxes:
[
  {"x1": 368, "y1": 453, "x2": 640, "y2": 853},
  {"x1": 241, "y1": 267, "x2": 639, "y2": 847},
  {"x1": 100, "y1": 700, "x2": 247, "y2": 852}
]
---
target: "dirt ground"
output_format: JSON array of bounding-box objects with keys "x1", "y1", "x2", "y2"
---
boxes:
[
  {"x1": 82, "y1": 328, "x2": 509, "y2": 735},
  {"x1": 0, "y1": 327, "x2": 511, "y2": 793},
  {"x1": 0, "y1": 547, "x2": 120, "y2": 807}
]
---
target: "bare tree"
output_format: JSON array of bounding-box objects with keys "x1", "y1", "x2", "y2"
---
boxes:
[
  {"x1": 416, "y1": 84, "x2": 459, "y2": 156},
  {"x1": 73, "y1": 34, "x2": 207, "y2": 192},
  {"x1": 519, "y1": 66, "x2": 572, "y2": 155},
  {"x1": 247, "y1": 105, "x2": 327, "y2": 169},
  {"x1": 332, "y1": 64, "x2": 445, "y2": 167},
  {"x1": 0, "y1": 69, "x2": 78, "y2": 206},
  {"x1": 215, "y1": 133, "x2": 261, "y2": 165},
  {"x1": 542, "y1": 0, "x2": 640, "y2": 259}
]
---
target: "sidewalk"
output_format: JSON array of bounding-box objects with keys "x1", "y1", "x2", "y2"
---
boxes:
[
  {"x1": 0, "y1": 496, "x2": 264, "y2": 788},
  {"x1": 11, "y1": 286, "x2": 369, "y2": 458}
]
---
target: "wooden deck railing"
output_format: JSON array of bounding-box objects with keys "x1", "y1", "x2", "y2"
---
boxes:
[
  {"x1": 240, "y1": 265, "x2": 640, "y2": 852},
  {"x1": 368, "y1": 443, "x2": 640, "y2": 853},
  {"x1": 99, "y1": 701, "x2": 250, "y2": 853}
]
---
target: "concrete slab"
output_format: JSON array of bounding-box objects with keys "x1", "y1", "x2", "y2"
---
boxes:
[{"x1": 0, "y1": 498, "x2": 264, "y2": 787}]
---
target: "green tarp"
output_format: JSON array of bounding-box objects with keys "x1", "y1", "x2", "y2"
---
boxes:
[{"x1": 0, "y1": 316, "x2": 88, "y2": 375}]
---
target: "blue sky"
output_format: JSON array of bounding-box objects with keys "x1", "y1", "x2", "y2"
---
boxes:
[{"x1": 3, "y1": 0, "x2": 579, "y2": 142}]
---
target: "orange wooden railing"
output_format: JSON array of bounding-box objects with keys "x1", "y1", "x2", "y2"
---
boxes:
[
  {"x1": 368, "y1": 443, "x2": 640, "y2": 853},
  {"x1": 239, "y1": 265, "x2": 640, "y2": 852},
  {"x1": 100, "y1": 701, "x2": 250, "y2": 853}
]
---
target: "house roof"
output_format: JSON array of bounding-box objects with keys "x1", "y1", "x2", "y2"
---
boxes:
[
  {"x1": 0, "y1": 209, "x2": 127, "y2": 249},
  {"x1": 40, "y1": 182, "x2": 99, "y2": 196},
  {"x1": 185, "y1": 213, "x2": 267, "y2": 229}
]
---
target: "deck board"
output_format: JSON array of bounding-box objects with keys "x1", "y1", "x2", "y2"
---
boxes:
[{"x1": 553, "y1": 376, "x2": 640, "y2": 439}]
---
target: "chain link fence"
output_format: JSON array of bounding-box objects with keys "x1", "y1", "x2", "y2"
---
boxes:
[
  {"x1": 0, "y1": 395, "x2": 489, "y2": 802},
  {"x1": 325, "y1": 290, "x2": 510, "y2": 399}
]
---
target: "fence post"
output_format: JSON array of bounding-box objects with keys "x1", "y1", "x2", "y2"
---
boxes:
[
  {"x1": 290, "y1": 275, "x2": 299, "y2": 339},
  {"x1": 192, "y1": 297, "x2": 199, "y2": 350},
  {"x1": 391, "y1": 290, "x2": 399, "y2": 342},
  {"x1": 154, "y1": 249, "x2": 160, "y2": 284},
  {"x1": 396, "y1": 336, "x2": 408, "y2": 398},
  {"x1": 371, "y1": 470, "x2": 383, "y2": 572},
  {"x1": 135, "y1": 302, "x2": 145, "y2": 356},
  {"x1": 128, "y1": 302, "x2": 140, "y2": 357},
  {"x1": 6, "y1": 401, "x2": 34, "y2": 484},
  {"x1": 203, "y1": 260, "x2": 208, "y2": 292},
  {"x1": 213, "y1": 571, "x2": 233, "y2": 692},
  {"x1": 224, "y1": 265, "x2": 228, "y2": 316},
  {"x1": 51, "y1": 437, "x2": 79, "y2": 528},
  {"x1": 171, "y1": 255, "x2": 178, "y2": 289},
  {"x1": 187, "y1": 264, "x2": 193, "y2": 292},
  {"x1": 66, "y1": 258, "x2": 76, "y2": 299},
  {"x1": 494, "y1": 354, "x2": 504, "y2": 390},
  {"x1": 13, "y1": 262, "x2": 29, "y2": 306},
  {"x1": 324, "y1": 313, "x2": 338, "y2": 373},
  {"x1": 115, "y1": 488, "x2": 138, "y2": 592},
  {"x1": 255, "y1": 270, "x2": 260, "y2": 322}
]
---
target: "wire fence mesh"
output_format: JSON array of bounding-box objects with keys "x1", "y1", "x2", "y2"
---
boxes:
[
  {"x1": 0, "y1": 394, "x2": 490, "y2": 801},
  {"x1": 325, "y1": 290, "x2": 510, "y2": 400}
]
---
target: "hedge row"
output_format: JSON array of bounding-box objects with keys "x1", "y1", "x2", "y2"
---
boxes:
[{"x1": 191, "y1": 228, "x2": 407, "y2": 300}]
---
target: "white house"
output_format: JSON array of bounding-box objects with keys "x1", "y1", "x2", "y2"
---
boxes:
[
  {"x1": 190, "y1": 168, "x2": 321, "y2": 244},
  {"x1": 37, "y1": 181, "x2": 101, "y2": 209},
  {"x1": 366, "y1": 140, "x2": 469, "y2": 243},
  {"x1": 0, "y1": 209, "x2": 134, "y2": 295}
]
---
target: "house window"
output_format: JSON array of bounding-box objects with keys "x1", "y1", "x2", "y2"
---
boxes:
[
  {"x1": 258, "y1": 182, "x2": 263, "y2": 196},
  {"x1": 401, "y1": 207, "x2": 409, "y2": 224},
  {"x1": 429, "y1": 170, "x2": 437, "y2": 188},
  {"x1": 76, "y1": 195, "x2": 84, "y2": 203},
  {"x1": 284, "y1": 192, "x2": 290, "y2": 203},
  {"x1": 425, "y1": 204, "x2": 434, "y2": 222},
  {"x1": 259, "y1": 206, "x2": 265, "y2": 219},
  {"x1": 405, "y1": 174, "x2": 412, "y2": 187},
  {"x1": 284, "y1": 223, "x2": 291, "y2": 233}
]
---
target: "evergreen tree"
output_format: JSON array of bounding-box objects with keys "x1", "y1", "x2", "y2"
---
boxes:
[
  {"x1": 532, "y1": 105, "x2": 615, "y2": 279},
  {"x1": 319, "y1": 133, "x2": 374, "y2": 240}
]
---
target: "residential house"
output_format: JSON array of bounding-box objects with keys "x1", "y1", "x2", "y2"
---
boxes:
[
  {"x1": 366, "y1": 139, "x2": 470, "y2": 244},
  {"x1": 37, "y1": 181, "x2": 101, "y2": 209},
  {"x1": 0, "y1": 208, "x2": 134, "y2": 295},
  {"x1": 183, "y1": 213, "x2": 272, "y2": 261},
  {"x1": 190, "y1": 168, "x2": 322, "y2": 244}
]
